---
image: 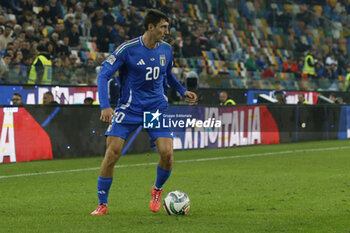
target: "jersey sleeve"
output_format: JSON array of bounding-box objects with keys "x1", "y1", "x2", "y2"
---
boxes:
[
  {"x1": 166, "y1": 51, "x2": 187, "y2": 97},
  {"x1": 97, "y1": 50, "x2": 126, "y2": 109}
]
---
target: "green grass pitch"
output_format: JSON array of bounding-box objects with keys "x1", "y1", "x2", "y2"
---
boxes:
[{"x1": 1, "y1": 139, "x2": 350, "y2": 233}]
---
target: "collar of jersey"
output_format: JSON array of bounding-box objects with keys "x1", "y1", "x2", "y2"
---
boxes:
[{"x1": 139, "y1": 36, "x2": 160, "y2": 50}]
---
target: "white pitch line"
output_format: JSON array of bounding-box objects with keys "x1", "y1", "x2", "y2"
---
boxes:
[{"x1": 1, "y1": 145, "x2": 350, "y2": 179}]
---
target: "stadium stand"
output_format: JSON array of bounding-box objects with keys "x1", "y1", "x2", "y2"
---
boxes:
[{"x1": 0, "y1": 0, "x2": 350, "y2": 91}]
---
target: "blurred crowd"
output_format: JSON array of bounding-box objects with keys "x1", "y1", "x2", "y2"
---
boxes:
[{"x1": 0, "y1": 0, "x2": 350, "y2": 91}]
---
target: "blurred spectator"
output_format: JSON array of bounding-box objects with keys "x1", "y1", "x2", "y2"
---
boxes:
[
  {"x1": 84, "y1": 1, "x2": 95, "y2": 16},
  {"x1": 245, "y1": 52, "x2": 260, "y2": 72},
  {"x1": 335, "y1": 97, "x2": 344, "y2": 104},
  {"x1": 52, "y1": 22, "x2": 65, "y2": 40},
  {"x1": 219, "y1": 91, "x2": 236, "y2": 106},
  {"x1": 297, "y1": 93, "x2": 309, "y2": 104},
  {"x1": 11, "y1": 93, "x2": 23, "y2": 105},
  {"x1": 67, "y1": 24, "x2": 81, "y2": 48},
  {"x1": 27, "y1": 44, "x2": 52, "y2": 85},
  {"x1": 325, "y1": 53, "x2": 338, "y2": 66},
  {"x1": 191, "y1": 37, "x2": 203, "y2": 57},
  {"x1": 17, "y1": 10, "x2": 35, "y2": 26},
  {"x1": 38, "y1": 4, "x2": 54, "y2": 26},
  {"x1": 74, "y1": 3, "x2": 88, "y2": 23},
  {"x1": 19, "y1": 0, "x2": 34, "y2": 13},
  {"x1": 0, "y1": 24, "x2": 13, "y2": 51},
  {"x1": 67, "y1": 53, "x2": 83, "y2": 84},
  {"x1": 274, "y1": 91, "x2": 286, "y2": 104},
  {"x1": 116, "y1": 8, "x2": 128, "y2": 24},
  {"x1": 91, "y1": 18, "x2": 109, "y2": 52},
  {"x1": 12, "y1": 25, "x2": 22, "y2": 39},
  {"x1": 58, "y1": 36, "x2": 71, "y2": 57},
  {"x1": 171, "y1": 37, "x2": 181, "y2": 58},
  {"x1": 282, "y1": 56, "x2": 298, "y2": 74},
  {"x1": 302, "y1": 50, "x2": 316, "y2": 79},
  {"x1": 49, "y1": 32, "x2": 60, "y2": 56},
  {"x1": 52, "y1": 57, "x2": 68, "y2": 84},
  {"x1": 255, "y1": 52, "x2": 266, "y2": 70},
  {"x1": 329, "y1": 63, "x2": 339, "y2": 81},
  {"x1": 83, "y1": 58, "x2": 97, "y2": 84},
  {"x1": 43, "y1": 91, "x2": 58, "y2": 105},
  {"x1": 84, "y1": 97, "x2": 94, "y2": 105},
  {"x1": 128, "y1": 6, "x2": 143, "y2": 38},
  {"x1": 95, "y1": 0, "x2": 109, "y2": 12},
  {"x1": 8, "y1": 63, "x2": 27, "y2": 84},
  {"x1": 104, "y1": 7, "x2": 116, "y2": 27},
  {"x1": 0, "y1": 53, "x2": 11, "y2": 83},
  {"x1": 64, "y1": 13, "x2": 75, "y2": 32},
  {"x1": 107, "y1": 24, "x2": 118, "y2": 45},
  {"x1": 80, "y1": 19, "x2": 93, "y2": 41},
  {"x1": 1, "y1": 42, "x2": 14, "y2": 59},
  {"x1": 315, "y1": 62, "x2": 325, "y2": 79},
  {"x1": 320, "y1": 63, "x2": 332, "y2": 80},
  {"x1": 261, "y1": 64, "x2": 276, "y2": 79},
  {"x1": 231, "y1": 45, "x2": 248, "y2": 62},
  {"x1": 181, "y1": 36, "x2": 193, "y2": 58},
  {"x1": 297, "y1": 4, "x2": 312, "y2": 24},
  {"x1": 209, "y1": 31, "x2": 221, "y2": 50},
  {"x1": 329, "y1": 93, "x2": 337, "y2": 102},
  {"x1": 114, "y1": 26, "x2": 127, "y2": 45},
  {"x1": 48, "y1": 0, "x2": 64, "y2": 22},
  {"x1": 13, "y1": 50, "x2": 26, "y2": 76},
  {"x1": 25, "y1": 26, "x2": 40, "y2": 43}
]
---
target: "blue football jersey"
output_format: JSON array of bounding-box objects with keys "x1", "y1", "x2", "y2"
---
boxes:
[{"x1": 98, "y1": 36, "x2": 187, "y2": 113}]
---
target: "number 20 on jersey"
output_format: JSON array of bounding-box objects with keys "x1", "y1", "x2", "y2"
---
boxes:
[{"x1": 145, "y1": 67, "x2": 160, "y2": 80}]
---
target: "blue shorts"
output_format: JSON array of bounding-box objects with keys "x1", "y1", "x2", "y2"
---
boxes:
[{"x1": 105, "y1": 109, "x2": 173, "y2": 145}]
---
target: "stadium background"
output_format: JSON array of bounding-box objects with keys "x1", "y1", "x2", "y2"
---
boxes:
[{"x1": 1, "y1": 0, "x2": 350, "y2": 163}]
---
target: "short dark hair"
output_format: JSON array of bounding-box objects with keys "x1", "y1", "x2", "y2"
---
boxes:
[
  {"x1": 84, "y1": 97, "x2": 94, "y2": 104},
  {"x1": 13, "y1": 93, "x2": 22, "y2": 98},
  {"x1": 44, "y1": 91, "x2": 54, "y2": 98},
  {"x1": 143, "y1": 9, "x2": 169, "y2": 31}
]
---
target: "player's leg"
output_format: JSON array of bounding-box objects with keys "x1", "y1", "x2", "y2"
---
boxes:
[
  {"x1": 100, "y1": 136, "x2": 125, "y2": 177},
  {"x1": 91, "y1": 109, "x2": 141, "y2": 215},
  {"x1": 150, "y1": 137, "x2": 174, "y2": 212},
  {"x1": 91, "y1": 136, "x2": 125, "y2": 215},
  {"x1": 154, "y1": 137, "x2": 174, "y2": 188}
]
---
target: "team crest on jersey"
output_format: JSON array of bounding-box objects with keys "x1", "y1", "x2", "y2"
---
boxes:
[{"x1": 160, "y1": 55, "x2": 166, "y2": 66}]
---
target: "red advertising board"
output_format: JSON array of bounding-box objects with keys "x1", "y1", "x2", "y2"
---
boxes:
[{"x1": 0, "y1": 107, "x2": 53, "y2": 163}]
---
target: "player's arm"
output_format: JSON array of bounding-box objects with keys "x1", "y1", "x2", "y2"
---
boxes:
[
  {"x1": 97, "y1": 53, "x2": 124, "y2": 123},
  {"x1": 167, "y1": 72, "x2": 197, "y2": 104},
  {"x1": 166, "y1": 53, "x2": 197, "y2": 104}
]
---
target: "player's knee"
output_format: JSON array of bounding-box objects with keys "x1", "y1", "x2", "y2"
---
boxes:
[
  {"x1": 160, "y1": 149, "x2": 173, "y2": 165},
  {"x1": 105, "y1": 148, "x2": 121, "y2": 166}
]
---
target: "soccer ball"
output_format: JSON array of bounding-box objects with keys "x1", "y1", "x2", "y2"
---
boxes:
[{"x1": 163, "y1": 190, "x2": 190, "y2": 215}]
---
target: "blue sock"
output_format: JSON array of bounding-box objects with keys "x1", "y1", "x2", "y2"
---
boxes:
[
  {"x1": 97, "y1": 176, "x2": 113, "y2": 205},
  {"x1": 154, "y1": 165, "x2": 172, "y2": 189}
]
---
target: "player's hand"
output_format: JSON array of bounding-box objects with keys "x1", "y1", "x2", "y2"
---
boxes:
[
  {"x1": 184, "y1": 91, "x2": 197, "y2": 105},
  {"x1": 100, "y1": 107, "x2": 117, "y2": 124}
]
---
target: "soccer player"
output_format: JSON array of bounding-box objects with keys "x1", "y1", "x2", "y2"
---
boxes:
[{"x1": 91, "y1": 9, "x2": 197, "y2": 215}]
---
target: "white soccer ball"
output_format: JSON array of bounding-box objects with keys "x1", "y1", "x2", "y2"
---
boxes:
[{"x1": 163, "y1": 190, "x2": 190, "y2": 215}]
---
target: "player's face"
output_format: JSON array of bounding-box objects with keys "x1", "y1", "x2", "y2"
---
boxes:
[{"x1": 152, "y1": 19, "x2": 169, "y2": 42}]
